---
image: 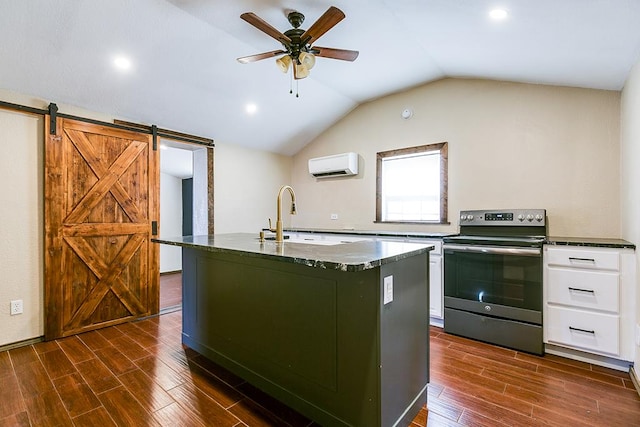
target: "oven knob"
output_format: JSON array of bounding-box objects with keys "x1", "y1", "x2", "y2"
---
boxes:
[
  {"x1": 518, "y1": 214, "x2": 525, "y2": 222},
  {"x1": 526, "y1": 214, "x2": 534, "y2": 222},
  {"x1": 460, "y1": 214, "x2": 467, "y2": 221},
  {"x1": 467, "y1": 214, "x2": 474, "y2": 221},
  {"x1": 484, "y1": 305, "x2": 491, "y2": 311},
  {"x1": 535, "y1": 214, "x2": 543, "y2": 222}
]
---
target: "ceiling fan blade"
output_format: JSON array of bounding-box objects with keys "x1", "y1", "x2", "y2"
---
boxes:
[
  {"x1": 240, "y1": 12, "x2": 292, "y2": 44},
  {"x1": 237, "y1": 50, "x2": 287, "y2": 64},
  {"x1": 301, "y1": 6, "x2": 345, "y2": 45},
  {"x1": 312, "y1": 46, "x2": 359, "y2": 61}
]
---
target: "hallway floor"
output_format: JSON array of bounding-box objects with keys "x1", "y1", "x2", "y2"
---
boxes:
[{"x1": 159, "y1": 272, "x2": 182, "y2": 311}]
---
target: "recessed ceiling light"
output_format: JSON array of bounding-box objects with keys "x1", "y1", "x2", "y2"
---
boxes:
[
  {"x1": 245, "y1": 103, "x2": 258, "y2": 115},
  {"x1": 489, "y1": 9, "x2": 508, "y2": 20},
  {"x1": 113, "y1": 56, "x2": 132, "y2": 70}
]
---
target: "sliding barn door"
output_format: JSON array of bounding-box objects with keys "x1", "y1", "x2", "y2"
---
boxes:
[{"x1": 44, "y1": 118, "x2": 159, "y2": 340}]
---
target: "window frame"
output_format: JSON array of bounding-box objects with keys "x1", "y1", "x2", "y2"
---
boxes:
[{"x1": 375, "y1": 142, "x2": 449, "y2": 224}]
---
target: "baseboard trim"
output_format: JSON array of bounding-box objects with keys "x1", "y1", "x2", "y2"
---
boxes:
[
  {"x1": 429, "y1": 316, "x2": 444, "y2": 328},
  {"x1": 160, "y1": 304, "x2": 182, "y2": 315},
  {"x1": 160, "y1": 270, "x2": 182, "y2": 276},
  {"x1": 544, "y1": 344, "x2": 633, "y2": 372},
  {"x1": 631, "y1": 367, "x2": 640, "y2": 397},
  {"x1": 0, "y1": 336, "x2": 43, "y2": 352}
]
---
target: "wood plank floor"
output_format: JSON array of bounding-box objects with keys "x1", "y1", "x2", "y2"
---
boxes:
[
  {"x1": 1, "y1": 310, "x2": 639, "y2": 426},
  {"x1": 159, "y1": 272, "x2": 182, "y2": 310}
]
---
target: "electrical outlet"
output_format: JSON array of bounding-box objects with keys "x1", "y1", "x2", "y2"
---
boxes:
[
  {"x1": 10, "y1": 300, "x2": 23, "y2": 316},
  {"x1": 383, "y1": 275, "x2": 393, "y2": 305},
  {"x1": 330, "y1": 213, "x2": 338, "y2": 220},
  {"x1": 636, "y1": 324, "x2": 640, "y2": 347}
]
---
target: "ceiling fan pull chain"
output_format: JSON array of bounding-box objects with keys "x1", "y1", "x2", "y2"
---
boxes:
[
  {"x1": 289, "y1": 69, "x2": 293, "y2": 95},
  {"x1": 296, "y1": 80, "x2": 299, "y2": 98}
]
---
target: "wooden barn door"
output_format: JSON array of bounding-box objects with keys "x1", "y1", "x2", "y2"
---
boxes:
[{"x1": 44, "y1": 118, "x2": 159, "y2": 340}]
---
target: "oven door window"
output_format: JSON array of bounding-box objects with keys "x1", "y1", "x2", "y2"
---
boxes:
[{"x1": 444, "y1": 250, "x2": 541, "y2": 311}]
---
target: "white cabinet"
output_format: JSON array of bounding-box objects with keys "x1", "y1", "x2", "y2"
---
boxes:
[
  {"x1": 546, "y1": 268, "x2": 619, "y2": 312},
  {"x1": 409, "y1": 239, "x2": 443, "y2": 321},
  {"x1": 429, "y1": 256, "x2": 443, "y2": 319},
  {"x1": 546, "y1": 305, "x2": 620, "y2": 355},
  {"x1": 544, "y1": 245, "x2": 636, "y2": 362}
]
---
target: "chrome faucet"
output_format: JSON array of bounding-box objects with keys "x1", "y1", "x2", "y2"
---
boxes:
[{"x1": 268, "y1": 185, "x2": 297, "y2": 242}]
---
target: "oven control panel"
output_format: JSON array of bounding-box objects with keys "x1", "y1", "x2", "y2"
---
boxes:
[{"x1": 459, "y1": 209, "x2": 546, "y2": 226}]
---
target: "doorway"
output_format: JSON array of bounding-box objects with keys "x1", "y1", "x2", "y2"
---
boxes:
[{"x1": 159, "y1": 138, "x2": 211, "y2": 311}]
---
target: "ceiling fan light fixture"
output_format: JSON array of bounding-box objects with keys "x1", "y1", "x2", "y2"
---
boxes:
[
  {"x1": 239, "y1": 7, "x2": 358, "y2": 90},
  {"x1": 294, "y1": 62, "x2": 310, "y2": 79},
  {"x1": 276, "y1": 55, "x2": 292, "y2": 73},
  {"x1": 299, "y1": 52, "x2": 316, "y2": 70}
]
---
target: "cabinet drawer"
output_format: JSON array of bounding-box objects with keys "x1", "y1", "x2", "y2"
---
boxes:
[
  {"x1": 547, "y1": 268, "x2": 619, "y2": 312},
  {"x1": 546, "y1": 247, "x2": 619, "y2": 271},
  {"x1": 546, "y1": 306, "x2": 619, "y2": 356}
]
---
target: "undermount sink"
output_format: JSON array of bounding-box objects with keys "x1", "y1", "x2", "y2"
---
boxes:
[
  {"x1": 286, "y1": 238, "x2": 345, "y2": 246},
  {"x1": 262, "y1": 235, "x2": 364, "y2": 246}
]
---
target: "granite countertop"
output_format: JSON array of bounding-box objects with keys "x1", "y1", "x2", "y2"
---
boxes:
[
  {"x1": 285, "y1": 229, "x2": 637, "y2": 250},
  {"x1": 283, "y1": 228, "x2": 456, "y2": 239},
  {"x1": 546, "y1": 236, "x2": 636, "y2": 249},
  {"x1": 153, "y1": 233, "x2": 433, "y2": 272}
]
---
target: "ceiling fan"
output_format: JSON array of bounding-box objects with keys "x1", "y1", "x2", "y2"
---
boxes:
[{"x1": 237, "y1": 6, "x2": 359, "y2": 80}]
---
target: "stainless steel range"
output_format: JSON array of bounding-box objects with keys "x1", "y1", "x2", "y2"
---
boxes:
[{"x1": 443, "y1": 209, "x2": 546, "y2": 355}]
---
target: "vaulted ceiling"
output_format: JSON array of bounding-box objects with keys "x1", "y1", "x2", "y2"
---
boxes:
[{"x1": 2, "y1": 1, "x2": 640, "y2": 155}]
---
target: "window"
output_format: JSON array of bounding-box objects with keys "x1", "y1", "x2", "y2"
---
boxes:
[{"x1": 376, "y1": 142, "x2": 448, "y2": 224}]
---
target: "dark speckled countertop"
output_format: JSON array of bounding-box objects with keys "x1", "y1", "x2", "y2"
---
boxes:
[
  {"x1": 283, "y1": 228, "x2": 455, "y2": 239},
  {"x1": 153, "y1": 233, "x2": 434, "y2": 272},
  {"x1": 545, "y1": 236, "x2": 636, "y2": 249},
  {"x1": 285, "y1": 229, "x2": 637, "y2": 249},
  {"x1": 283, "y1": 228, "x2": 638, "y2": 249}
]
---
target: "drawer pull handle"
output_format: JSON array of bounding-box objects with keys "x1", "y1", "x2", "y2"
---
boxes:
[
  {"x1": 568, "y1": 287, "x2": 595, "y2": 294},
  {"x1": 569, "y1": 326, "x2": 595, "y2": 335},
  {"x1": 568, "y1": 257, "x2": 596, "y2": 264}
]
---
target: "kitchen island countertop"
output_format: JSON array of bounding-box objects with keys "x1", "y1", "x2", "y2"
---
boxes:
[{"x1": 153, "y1": 233, "x2": 433, "y2": 272}]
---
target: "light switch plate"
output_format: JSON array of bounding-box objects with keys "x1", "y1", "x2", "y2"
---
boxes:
[{"x1": 383, "y1": 275, "x2": 393, "y2": 305}]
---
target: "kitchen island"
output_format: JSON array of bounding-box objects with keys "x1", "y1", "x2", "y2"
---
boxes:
[{"x1": 154, "y1": 233, "x2": 432, "y2": 427}]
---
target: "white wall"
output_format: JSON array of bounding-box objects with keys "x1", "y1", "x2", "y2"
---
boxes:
[
  {"x1": 0, "y1": 108, "x2": 43, "y2": 346},
  {"x1": 621, "y1": 58, "x2": 640, "y2": 372},
  {"x1": 214, "y1": 142, "x2": 293, "y2": 234},
  {"x1": 291, "y1": 79, "x2": 621, "y2": 238},
  {"x1": 159, "y1": 172, "x2": 183, "y2": 273}
]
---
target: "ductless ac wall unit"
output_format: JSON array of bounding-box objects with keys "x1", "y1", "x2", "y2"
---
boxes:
[{"x1": 308, "y1": 152, "x2": 358, "y2": 178}]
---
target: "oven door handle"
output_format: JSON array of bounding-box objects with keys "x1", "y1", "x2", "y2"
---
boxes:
[{"x1": 443, "y1": 243, "x2": 541, "y2": 257}]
